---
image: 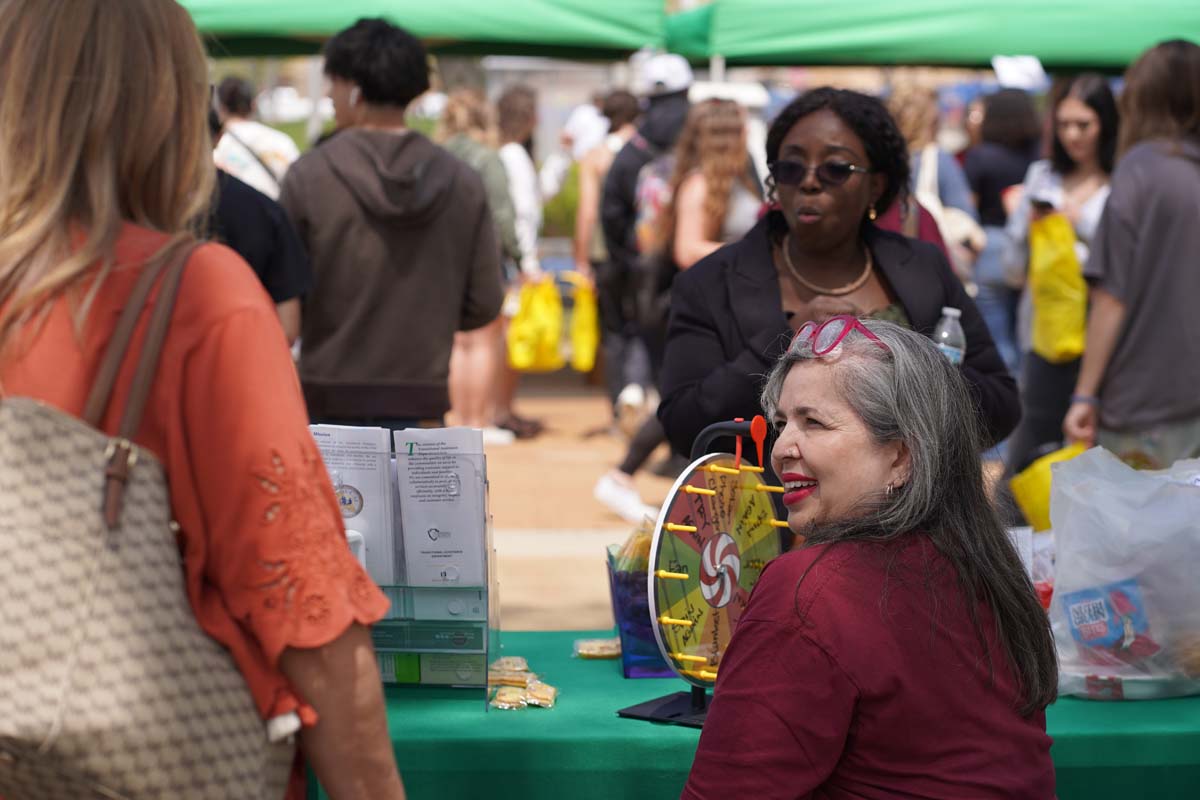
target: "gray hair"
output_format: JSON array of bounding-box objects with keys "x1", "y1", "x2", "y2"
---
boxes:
[
  {"x1": 761, "y1": 318, "x2": 1058, "y2": 715},
  {"x1": 760, "y1": 318, "x2": 983, "y2": 534}
]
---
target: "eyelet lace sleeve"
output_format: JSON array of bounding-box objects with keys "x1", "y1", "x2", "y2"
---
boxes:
[
  {"x1": 161, "y1": 297, "x2": 389, "y2": 724},
  {"x1": 246, "y1": 443, "x2": 385, "y2": 654}
]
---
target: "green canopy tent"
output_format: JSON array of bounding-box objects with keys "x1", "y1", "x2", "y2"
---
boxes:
[
  {"x1": 671, "y1": 0, "x2": 1200, "y2": 69},
  {"x1": 182, "y1": 0, "x2": 665, "y2": 58},
  {"x1": 665, "y1": 3, "x2": 714, "y2": 62}
]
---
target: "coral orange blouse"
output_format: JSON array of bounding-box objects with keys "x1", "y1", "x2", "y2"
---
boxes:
[{"x1": 0, "y1": 224, "x2": 390, "y2": 798}]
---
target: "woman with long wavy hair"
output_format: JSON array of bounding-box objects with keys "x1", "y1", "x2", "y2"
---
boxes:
[
  {"x1": 0, "y1": 2, "x2": 403, "y2": 798},
  {"x1": 649, "y1": 98, "x2": 762, "y2": 270},
  {"x1": 594, "y1": 99, "x2": 761, "y2": 523}
]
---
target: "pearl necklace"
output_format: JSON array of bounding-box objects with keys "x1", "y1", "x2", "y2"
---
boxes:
[{"x1": 781, "y1": 233, "x2": 874, "y2": 297}]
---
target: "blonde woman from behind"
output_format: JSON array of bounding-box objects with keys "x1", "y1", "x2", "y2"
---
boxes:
[
  {"x1": 439, "y1": 89, "x2": 519, "y2": 445},
  {"x1": 0, "y1": 2, "x2": 403, "y2": 798}
]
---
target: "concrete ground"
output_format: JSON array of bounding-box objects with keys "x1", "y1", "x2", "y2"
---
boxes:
[{"x1": 483, "y1": 375, "x2": 674, "y2": 631}]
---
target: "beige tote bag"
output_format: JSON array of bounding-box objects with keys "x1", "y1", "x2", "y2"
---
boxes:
[{"x1": 0, "y1": 244, "x2": 294, "y2": 799}]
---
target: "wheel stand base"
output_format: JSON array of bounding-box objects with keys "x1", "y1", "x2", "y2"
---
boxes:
[{"x1": 617, "y1": 686, "x2": 708, "y2": 728}]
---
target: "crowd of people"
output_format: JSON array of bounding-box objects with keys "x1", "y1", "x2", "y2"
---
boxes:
[
  {"x1": 1, "y1": 0, "x2": 1198, "y2": 796},
  {"x1": 206, "y1": 35, "x2": 1200, "y2": 520}
]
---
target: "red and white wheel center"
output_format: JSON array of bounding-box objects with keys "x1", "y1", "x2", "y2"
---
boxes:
[{"x1": 699, "y1": 532, "x2": 741, "y2": 609}]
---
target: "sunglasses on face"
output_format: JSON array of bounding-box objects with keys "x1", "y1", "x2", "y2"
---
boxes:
[{"x1": 769, "y1": 159, "x2": 871, "y2": 188}]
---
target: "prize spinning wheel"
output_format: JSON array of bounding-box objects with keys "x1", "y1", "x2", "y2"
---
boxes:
[{"x1": 621, "y1": 417, "x2": 785, "y2": 727}]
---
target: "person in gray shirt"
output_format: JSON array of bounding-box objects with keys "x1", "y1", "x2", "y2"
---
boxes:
[{"x1": 1064, "y1": 40, "x2": 1200, "y2": 468}]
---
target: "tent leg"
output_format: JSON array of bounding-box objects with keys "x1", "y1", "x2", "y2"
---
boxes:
[{"x1": 710, "y1": 53, "x2": 726, "y2": 83}]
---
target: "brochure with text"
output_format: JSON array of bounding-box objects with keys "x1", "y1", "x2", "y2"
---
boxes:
[
  {"x1": 310, "y1": 425, "x2": 396, "y2": 585},
  {"x1": 394, "y1": 428, "x2": 488, "y2": 618}
]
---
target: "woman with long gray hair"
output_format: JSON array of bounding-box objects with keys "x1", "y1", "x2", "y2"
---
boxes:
[{"x1": 683, "y1": 317, "x2": 1057, "y2": 798}]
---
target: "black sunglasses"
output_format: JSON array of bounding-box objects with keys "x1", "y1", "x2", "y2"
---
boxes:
[{"x1": 769, "y1": 160, "x2": 871, "y2": 187}]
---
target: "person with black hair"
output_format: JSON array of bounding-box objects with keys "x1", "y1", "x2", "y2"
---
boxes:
[
  {"x1": 658, "y1": 87, "x2": 1018, "y2": 462},
  {"x1": 575, "y1": 89, "x2": 641, "y2": 417},
  {"x1": 213, "y1": 75, "x2": 300, "y2": 199},
  {"x1": 207, "y1": 106, "x2": 311, "y2": 345},
  {"x1": 1002, "y1": 74, "x2": 1118, "y2": 475},
  {"x1": 964, "y1": 88, "x2": 1042, "y2": 373},
  {"x1": 599, "y1": 55, "x2": 693, "y2": 432},
  {"x1": 575, "y1": 89, "x2": 640, "y2": 286},
  {"x1": 279, "y1": 18, "x2": 504, "y2": 429},
  {"x1": 600, "y1": 55, "x2": 693, "y2": 308}
]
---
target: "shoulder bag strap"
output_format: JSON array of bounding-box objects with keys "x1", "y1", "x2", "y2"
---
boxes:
[
  {"x1": 223, "y1": 127, "x2": 282, "y2": 191},
  {"x1": 94, "y1": 242, "x2": 199, "y2": 529},
  {"x1": 82, "y1": 253, "x2": 175, "y2": 427}
]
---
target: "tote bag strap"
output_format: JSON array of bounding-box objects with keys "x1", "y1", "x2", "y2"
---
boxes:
[
  {"x1": 80, "y1": 241, "x2": 198, "y2": 527},
  {"x1": 82, "y1": 252, "x2": 173, "y2": 427},
  {"x1": 113, "y1": 244, "x2": 194, "y2": 441}
]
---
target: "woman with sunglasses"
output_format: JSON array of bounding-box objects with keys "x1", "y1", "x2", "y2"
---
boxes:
[
  {"x1": 683, "y1": 318, "x2": 1057, "y2": 798},
  {"x1": 658, "y1": 88, "x2": 1018, "y2": 463}
]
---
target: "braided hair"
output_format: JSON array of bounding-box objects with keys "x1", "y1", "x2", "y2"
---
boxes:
[{"x1": 764, "y1": 87, "x2": 910, "y2": 242}]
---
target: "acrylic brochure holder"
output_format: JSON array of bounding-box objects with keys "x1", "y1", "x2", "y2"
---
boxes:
[{"x1": 310, "y1": 424, "x2": 499, "y2": 711}]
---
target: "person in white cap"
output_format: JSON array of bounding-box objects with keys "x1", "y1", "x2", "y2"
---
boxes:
[{"x1": 594, "y1": 54, "x2": 693, "y2": 521}]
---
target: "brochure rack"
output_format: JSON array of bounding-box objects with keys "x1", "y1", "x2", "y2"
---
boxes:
[{"x1": 311, "y1": 427, "x2": 498, "y2": 710}]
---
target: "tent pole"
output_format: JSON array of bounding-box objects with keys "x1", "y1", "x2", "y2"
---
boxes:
[{"x1": 710, "y1": 53, "x2": 726, "y2": 83}]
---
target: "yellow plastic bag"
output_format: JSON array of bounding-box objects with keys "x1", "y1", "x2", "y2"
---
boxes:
[
  {"x1": 1028, "y1": 213, "x2": 1087, "y2": 363},
  {"x1": 566, "y1": 273, "x2": 598, "y2": 374},
  {"x1": 1009, "y1": 442, "x2": 1087, "y2": 531},
  {"x1": 507, "y1": 279, "x2": 564, "y2": 372}
]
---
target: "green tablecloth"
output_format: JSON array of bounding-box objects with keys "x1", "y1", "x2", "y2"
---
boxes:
[{"x1": 312, "y1": 630, "x2": 1200, "y2": 799}]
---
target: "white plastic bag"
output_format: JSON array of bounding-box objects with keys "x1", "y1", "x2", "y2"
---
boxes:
[{"x1": 1049, "y1": 447, "x2": 1200, "y2": 700}]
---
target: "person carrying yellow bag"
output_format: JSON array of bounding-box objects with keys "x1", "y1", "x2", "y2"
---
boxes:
[
  {"x1": 506, "y1": 278, "x2": 565, "y2": 372},
  {"x1": 1000, "y1": 74, "x2": 1117, "y2": 481},
  {"x1": 565, "y1": 272, "x2": 599, "y2": 374},
  {"x1": 1028, "y1": 212, "x2": 1087, "y2": 363},
  {"x1": 506, "y1": 272, "x2": 600, "y2": 374}
]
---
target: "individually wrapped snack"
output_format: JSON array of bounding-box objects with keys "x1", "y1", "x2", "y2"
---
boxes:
[
  {"x1": 488, "y1": 669, "x2": 537, "y2": 688},
  {"x1": 574, "y1": 637, "x2": 621, "y2": 659},
  {"x1": 489, "y1": 656, "x2": 529, "y2": 673},
  {"x1": 614, "y1": 518, "x2": 654, "y2": 573},
  {"x1": 1032, "y1": 531, "x2": 1055, "y2": 610},
  {"x1": 524, "y1": 680, "x2": 558, "y2": 709},
  {"x1": 490, "y1": 686, "x2": 527, "y2": 710},
  {"x1": 1173, "y1": 633, "x2": 1200, "y2": 678}
]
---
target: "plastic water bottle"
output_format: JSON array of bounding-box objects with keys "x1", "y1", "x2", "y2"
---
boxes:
[{"x1": 933, "y1": 307, "x2": 966, "y2": 365}]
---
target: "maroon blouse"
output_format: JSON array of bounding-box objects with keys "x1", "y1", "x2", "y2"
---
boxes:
[{"x1": 682, "y1": 537, "x2": 1055, "y2": 799}]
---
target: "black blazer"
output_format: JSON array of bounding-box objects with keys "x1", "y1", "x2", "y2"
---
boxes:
[{"x1": 658, "y1": 218, "x2": 1020, "y2": 456}]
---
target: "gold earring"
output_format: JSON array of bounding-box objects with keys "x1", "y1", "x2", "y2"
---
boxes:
[{"x1": 868, "y1": 205, "x2": 878, "y2": 221}]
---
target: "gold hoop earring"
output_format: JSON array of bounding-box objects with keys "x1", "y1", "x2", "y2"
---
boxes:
[{"x1": 868, "y1": 205, "x2": 878, "y2": 221}]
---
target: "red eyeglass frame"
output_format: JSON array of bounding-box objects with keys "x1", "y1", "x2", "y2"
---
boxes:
[{"x1": 789, "y1": 315, "x2": 889, "y2": 355}]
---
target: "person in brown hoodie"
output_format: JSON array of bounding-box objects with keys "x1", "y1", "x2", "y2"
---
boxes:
[{"x1": 280, "y1": 18, "x2": 504, "y2": 428}]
